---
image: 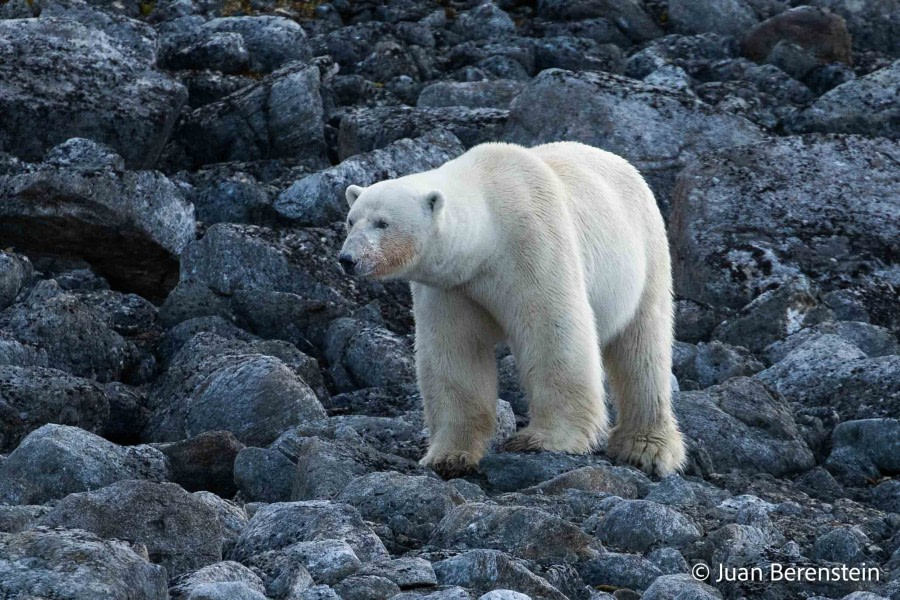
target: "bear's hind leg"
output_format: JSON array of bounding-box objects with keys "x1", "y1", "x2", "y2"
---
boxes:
[
  {"x1": 413, "y1": 285, "x2": 502, "y2": 478},
  {"x1": 604, "y1": 294, "x2": 686, "y2": 476},
  {"x1": 500, "y1": 288, "x2": 608, "y2": 455}
]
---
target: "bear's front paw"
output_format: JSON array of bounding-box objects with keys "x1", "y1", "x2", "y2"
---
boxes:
[
  {"x1": 420, "y1": 451, "x2": 480, "y2": 479},
  {"x1": 607, "y1": 425, "x2": 686, "y2": 477}
]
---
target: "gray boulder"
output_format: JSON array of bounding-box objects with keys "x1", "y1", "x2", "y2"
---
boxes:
[
  {"x1": 229, "y1": 501, "x2": 389, "y2": 564},
  {"x1": 0, "y1": 367, "x2": 111, "y2": 452},
  {"x1": 186, "y1": 582, "x2": 267, "y2": 600},
  {"x1": 275, "y1": 131, "x2": 463, "y2": 226},
  {"x1": 355, "y1": 557, "x2": 437, "y2": 588},
  {"x1": 242, "y1": 539, "x2": 361, "y2": 587},
  {"x1": 674, "y1": 377, "x2": 816, "y2": 476},
  {"x1": 39, "y1": 480, "x2": 223, "y2": 578},
  {"x1": 674, "y1": 341, "x2": 764, "y2": 389},
  {"x1": 596, "y1": 500, "x2": 701, "y2": 552},
  {"x1": 523, "y1": 465, "x2": 643, "y2": 499},
  {"x1": 535, "y1": 0, "x2": 662, "y2": 43},
  {"x1": 755, "y1": 334, "x2": 900, "y2": 421},
  {"x1": 0, "y1": 19, "x2": 185, "y2": 168},
  {"x1": 0, "y1": 252, "x2": 31, "y2": 311},
  {"x1": 870, "y1": 479, "x2": 900, "y2": 513},
  {"x1": 200, "y1": 16, "x2": 310, "y2": 73},
  {"x1": 143, "y1": 332, "x2": 326, "y2": 446},
  {"x1": 428, "y1": 503, "x2": 595, "y2": 564},
  {"x1": 786, "y1": 60, "x2": 900, "y2": 139},
  {"x1": 336, "y1": 471, "x2": 465, "y2": 550},
  {"x1": 825, "y1": 419, "x2": 900, "y2": 484},
  {"x1": 641, "y1": 574, "x2": 722, "y2": 599},
  {"x1": 667, "y1": 0, "x2": 758, "y2": 37},
  {"x1": 764, "y1": 321, "x2": 899, "y2": 365},
  {"x1": 453, "y1": 2, "x2": 516, "y2": 41},
  {"x1": 670, "y1": 135, "x2": 900, "y2": 313},
  {"x1": 338, "y1": 106, "x2": 509, "y2": 161},
  {"x1": 417, "y1": 81, "x2": 525, "y2": 109},
  {"x1": 0, "y1": 527, "x2": 168, "y2": 599},
  {"x1": 740, "y1": 6, "x2": 852, "y2": 64},
  {"x1": 325, "y1": 317, "x2": 416, "y2": 392},
  {"x1": 505, "y1": 69, "x2": 763, "y2": 210},
  {"x1": 334, "y1": 575, "x2": 400, "y2": 600},
  {"x1": 172, "y1": 62, "x2": 328, "y2": 169},
  {"x1": 433, "y1": 550, "x2": 568, "y2": 600},
  {"x1": 577, "y1": 552, "x2": 663, "y2": 591},
  {"x1": 170, "y1": 561, "x2": 266, "y2": 600},
  {"x1": 0, "y1": 140, "x2": 195, "y2": 298},
  {"x1": 805, "y1": 0, "x2": 900, "y2": 55},
  {"x1": 0, "y1": 424, "x2": 168, "y2": 505},
  {"x1": 156, "y1": 431, "x2": 245, "y2": 496}
]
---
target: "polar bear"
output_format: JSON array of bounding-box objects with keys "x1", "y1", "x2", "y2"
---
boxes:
[{"x1": 338, "y1": 141, "x2": 685, "y2": 477}]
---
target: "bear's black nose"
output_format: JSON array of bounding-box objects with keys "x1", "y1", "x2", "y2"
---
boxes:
[{"x1": 339, "y1": 253, "x2": 356, "y2": 275}]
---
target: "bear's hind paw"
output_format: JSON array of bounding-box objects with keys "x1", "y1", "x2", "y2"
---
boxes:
[{"x1": 607, "y1": 426, "x2": 686, "y2": 477}]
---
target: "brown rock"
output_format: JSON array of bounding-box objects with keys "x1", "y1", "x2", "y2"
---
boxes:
[
  {"x1": 157, "y1": 431, "x2": 245, "y2": 497},
  {"x1": 741, "y1": 6, "x2": 852, "y2": 65}
]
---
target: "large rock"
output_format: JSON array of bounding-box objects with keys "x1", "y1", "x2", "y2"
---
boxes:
[
  {"x1": 196, "y1": 16, "x2": 310, "y2": 73},
  {"x1": 674, "y1": 377, "x2": 816, "y2": 476},
  {"x1": 0, "y1": 285, "x2": 149, "y2": 382},
  {"x1": 275, "y1": 131, "x2": 463, "y2": 226},
  {"x1": 428, "y1": 503, "x2": 595, "y2": 564},
  {"x1": 535, "y1": 0, "x2": 663, "y2": 43},
  {"x1": 38, "y1": 480, "x2": 223, "y2": 578},
  {"x1": 0, "y1": 424, "x2": 168, "y2": 505},
  {"x1": 229, "y1": 501, "x2": 389, "y2": 564},
  {"x1": 156, "y1": 431, "x2": 245, "y2": 496},
  {"x1": 756, "y1": 334, "x2": 900, "y2": 421},
  {"x1": 785, "y1": 60, "x2": 900, "y2": 139},
  {"x1": 0, "y1": 527, "x2": 168, "y2": 600},
  {"x1": 335, "y1": 472, "x2": 465, "y2": 550},
  {"x1": 0, "y1": 367, "x2": 111, "y2": 451},
  {"x1": 417, "y1": 81, "x2": 525, "y2": 110},
  {"x1": 0, "y1": 139, "x2": 195, "y2": 299},
  {"x1": 171, "y1": 62, "x2": 328, "y2": 169},
  {"x1": 667, "y1": 0, "x2": 758, "y2": 37},
  {"x1": 338, "y1": 106, "x2": 508, "y2": 161},
  {"x1": 0, "y1": 252, "x2": 31, "y2": 311},
  {"x1": 805, "y1": 0, "x2": 900, "y2": 55},
  {"x1": 670, "y1": 135, "x2": 900, "y2": 314},
  {"x1": 825, "y1": 419, "x2": 900, "y2": 484},
  {"x1": 740, "y1": 6, "x2": 852, "y2": 64},
  {"x1": 596, "y1": 500, "x2": 701, "y2": 553},
  {"x1": 143, "y1": 332, "x2": 326, "y2": 446},
  {"x1": 170, "y1": 561, "x2": 266, "y2": 600},
  {"x1": 504, "y1": 69, "x2": 763, "y2": 210},
  {"x1": 0, "y1": 19, "x2": 186, "y2": 168},
  {"x1": 325, "y1": 317, "x2": 416, "y2": 392},
  {"x1": 434, "y1": 550, "x2": 568, "y2": 600}
]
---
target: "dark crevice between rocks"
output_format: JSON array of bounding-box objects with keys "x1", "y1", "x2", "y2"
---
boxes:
[{"x1": 0, "y1": 217, "x2": 181, "y2": 304}]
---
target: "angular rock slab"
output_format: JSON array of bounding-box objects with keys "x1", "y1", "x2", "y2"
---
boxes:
[
  {"x1": 0, "y1": 19, "x2": 186, "y2": 168},
  {"x1": 674, "y1": 377, "x2": 815, "y2": 476},
  {"x1": 38, "y1": 480, "x2": 223, "y2": 578},
  {"x1": 504, "y1": 69, "x2": 763, "y2": 209},
  {"x1": 670, "y1": 135, "x2": 900, "y2": 312},
  {"x1": 0, "y1": 424, "x2": 168, "y2": 505},
  {"x1": 0, "y1": 527, "x2": 168, "y2": 600},
  {"x1": 0, "y1": 140, "x2": 195, "y2": 299}
]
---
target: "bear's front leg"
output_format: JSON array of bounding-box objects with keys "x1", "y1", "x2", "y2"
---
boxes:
[{"x1": 412, "y1": 284, "x2": 502, "y2": 478}]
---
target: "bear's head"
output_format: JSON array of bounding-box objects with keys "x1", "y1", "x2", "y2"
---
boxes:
[{"x1": 339, "y1": 178, "x2": 444, "y2": 280}]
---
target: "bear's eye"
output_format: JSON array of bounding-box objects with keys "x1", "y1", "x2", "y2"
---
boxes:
[
  {"x1": 347, "y1": 219, "x2": 354, "y2": 228},
  {"x1": 374, "y1": 219, "x2": 389, "y2": 229}
]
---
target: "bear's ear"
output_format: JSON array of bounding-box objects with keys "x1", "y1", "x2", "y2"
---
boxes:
[
  {"x1": 425, "y1": 190, "x2": 444, "y2": 216},
  {"x1": 346, "y1": 184, "x2": 364, "y2": 207}
]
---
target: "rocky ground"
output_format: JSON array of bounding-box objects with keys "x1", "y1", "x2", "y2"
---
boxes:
[{"x1": 0, "y1": 0, "x2": 898, "y2": 598}]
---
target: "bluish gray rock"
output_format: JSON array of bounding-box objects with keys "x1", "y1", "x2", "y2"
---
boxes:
[
  {"x1": 429, "y1": 503, "x2": 596, "y2": 564},
  {"x1": 334, "y1": 575, "x2": 400, "y2": 600},
  {"x1": 0, "y1": 252, "x2": 31, "y2": 311},
  {"x1": 641, "y1": 574, "x2": 722, "y2": 599},
  {"x1": 242, "y1": 539, "x2": 360, "y2": 587},
  {"x1": 38, "y1": 480, "x2": 224, "y2": 577},
  {"x1": 0, "y1": 527, "x2": 168, "y2": 599},
  {"x1": 536, "y1": 0, "x2": 662, "y2": 43},
  {"x1": 417, "y1": 81, "x2": 525, "y2": 109},
  {"x1": 577, "y1": 552, "x2": 663, "y2": 591},
  {"x1": 229, "y1": 501, "x2": 389, "y2": 564},
  {"x1": 596, "y1": 500, "x2": 701, "y2": 552},
  {"x1": 336, "y1": 471, "x2": 465, "y2": 550},
  {"x1": 0, "y1": 19, "x2": 186, "y2": 168},
  {"x1": 825, "y1": 419, "x2": 900, "y2": 485},
  {"x1": 668, "y1": 0, "x2": 758, "y2": 36},
  {"x1": 171, "y1": 562, "x2": 266, "y2": 600},
  {"x1": 786, "y1": 60, "x2": 900, "y2": 139},
  {"x1": 434, "y1": 550, "x2": 567, "y2": 600},
  {"x1": 0, "y1": 424, "x2": 168, "y2": 505}
]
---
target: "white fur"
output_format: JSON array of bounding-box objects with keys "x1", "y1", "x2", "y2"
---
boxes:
[{"x1": 341, "y1": 141, "x2": 686, "y2": 476}]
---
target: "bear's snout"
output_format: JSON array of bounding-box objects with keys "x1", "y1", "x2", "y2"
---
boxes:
[{"x1": 339, "y1": 253, "x2": 357, "y2": 275}]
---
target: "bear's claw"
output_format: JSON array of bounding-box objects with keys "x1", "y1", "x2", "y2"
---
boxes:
[{"x1": 420, "y1": 451, "x2": 480, "y2": 479}]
